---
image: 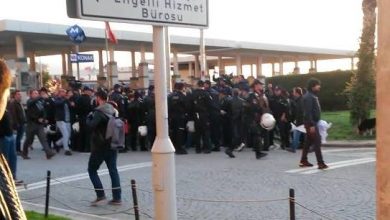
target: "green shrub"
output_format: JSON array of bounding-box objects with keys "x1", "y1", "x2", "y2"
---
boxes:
[
  {"x1": 25, "y1": 211, "x2": 71, "y2": 220},
  {"x1": 266, "y1": 71, "x2": 353, "y2": 111}
]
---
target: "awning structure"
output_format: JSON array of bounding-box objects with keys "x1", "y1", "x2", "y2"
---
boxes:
[
  {"x1": 0, "y1": 19, "x2": 355, "y2": 63},
  {"x1": 0, "y1": 19, "x2": 357, "y2": 90}
]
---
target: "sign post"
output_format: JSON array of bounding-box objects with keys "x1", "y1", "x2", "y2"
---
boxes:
[
  {"x1": 151, "y1": 25, "x2": 177, "y2": 220},
  {"x1": 66, "y1": 1, "x2": 208, "y2": 219}
]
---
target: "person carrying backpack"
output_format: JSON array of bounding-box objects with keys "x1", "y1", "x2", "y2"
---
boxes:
[{"x1": 86, "y1": 89, "x2": 122, "y2": 206}]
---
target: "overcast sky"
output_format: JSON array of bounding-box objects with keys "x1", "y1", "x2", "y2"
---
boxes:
[{"x1": 0, "y1": 0, "x2": 364, "y2": 76}]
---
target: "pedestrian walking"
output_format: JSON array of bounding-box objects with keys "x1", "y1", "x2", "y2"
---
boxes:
[
  {"x1": 299, "y1": 78, "x2": 328, "y2": 169},
  {"x1": 87, "y1": 89, "x2": 122, "y2": 206},
  {"x1": 289, "y1": 87, "x2": 305, "y2": 153},
  {"x1": 7, "y1": 90, "x2": 26, "y2": 154}
]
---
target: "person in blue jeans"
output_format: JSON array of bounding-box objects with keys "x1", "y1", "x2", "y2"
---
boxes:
[
  {"x1": 86, "y1": 89, "x2": 121, "y2": 206},
  {"x1": 0, "y1": 110, "x2": 23, "y2": 185},
  {"x1": 288, "y1": 87, "x2": 305, "y2": 153}
]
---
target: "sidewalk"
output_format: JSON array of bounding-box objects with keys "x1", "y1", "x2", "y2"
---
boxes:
[
  {"x1": 22, "y1": 201, "x2": 116, "y2": 220},
  {"x1": 323, "y1": 139, "x2": 376, "y2": 148}
]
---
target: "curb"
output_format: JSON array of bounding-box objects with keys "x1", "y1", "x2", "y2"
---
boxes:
[{"x1": 323, "y1": 140, "x2": 376, "y2": 148}]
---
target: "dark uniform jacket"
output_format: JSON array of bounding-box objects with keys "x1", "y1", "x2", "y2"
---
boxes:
[
  {"x1": 77, "y1": 94, "x2": 93, "y2": 118},
  {"x1": 270, "y1": 95, "x2": 290, "y2": 121},
  {"x1": 191, "y1": 88, "x2": 212, "y2": 118},
  {"x1": 26, "y1": 98, "x2": 47, "y2": 124},
  {"x1": 110, "y1": 91, "x2": 126, "y2": 118},
  {"x1": 168, "y1": 90, "x2": 188, "y2": 121},
  {"x1": 244, "y1": 92, "x2": 269, "y2": 122},
  {"x1": 231, "y1": 95, "x2": 244, "y2": 122},
  {"x1": 206, "y1": 88, "x2": 221, "y2": 117}
]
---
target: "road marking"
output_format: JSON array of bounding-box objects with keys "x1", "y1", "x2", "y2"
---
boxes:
[
  {"x1": 301, "y1": 158, "x2": 375, "y2": 174},
  {"x1": 322, "y1": 147, "x2": 375, "y2": 153},
  {"x1": 286, "y1": 157, "x2": 375, "y2": 174},
  {"x1": 19, "y1": 162, "x2": 152, "y2": 192},
  {"x1": 22, "y1": 201, "x2": 116, "y2": 220}
]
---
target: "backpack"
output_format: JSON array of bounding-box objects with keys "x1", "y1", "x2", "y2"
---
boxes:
[{"x1": 104, "y1": 113, "x2": 126, "y2": 150}]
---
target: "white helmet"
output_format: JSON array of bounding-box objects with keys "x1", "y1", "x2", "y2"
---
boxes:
[
  {"x1": 260, "y1": 113, "x2": 276, "y2": 130},
  {"x1": 72, "y1": 122, "x2": 80, "y2": 133},
  {"x1": 138, "y1": 125, "x2": 148, "y2": 137}
]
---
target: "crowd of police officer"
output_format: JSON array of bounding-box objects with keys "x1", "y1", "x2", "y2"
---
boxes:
[
  {"x1": 104, "y1": 74, "x2": 298, "y2": 160},
  {"x1": 18, "y1": 73, "x2": 299, "y2": 160}
]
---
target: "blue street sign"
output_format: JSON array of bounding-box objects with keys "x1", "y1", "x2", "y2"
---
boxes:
[
  {"x1": 70, "y1": 53, "x2": 94, "y2": 63},
  {"x1": 66, "y1": 24, "x2": 87, "y2": 44}
]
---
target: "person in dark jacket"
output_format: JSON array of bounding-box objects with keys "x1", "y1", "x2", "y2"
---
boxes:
[
  {"x1": 76, "y1": 86, "x2": 94, "y2": 152},
  {"x1": 136, "y1": 91, "x2": 148, "y2": 151},
  {"x1": 205, "y1": 80, "x2": 222, "y2": 151},
  {"x1": 125, "y1": 91, "x2": 137, "y2": 151},
  {"x1": 230, "y1": 88, "x2": 245, "y2": 151},
  {"x1": 143, "y1": 85, "x2": 156, "y2": 147},
  {"x1": 219, "y1": 88, "x2": 235, "y2": 158},
  {"x1": 288, "y1": 87, "x2": 305, "y2": 153},
  {"x1": 40, "y1": 89, "x2": 62, "y2": 152},
  {"x1": 7, "y1": 90, "x2": 26, "y2": 153},
  {"x1": 87, "y1": 89, "x2": 122, "y2": 206},
  {"x1": 191, "y1": 80, "x2": 212, "y2": 154},
  {"x1": 22, "y1": 90, "x2": 55, "y2": 160},
  {"x1": 244, "y1": 80, "x2": 268, "y2": 159},
  {"x1": 299, "y1": 78, "x2": 328, "y2": 169},
  {"x1": 265, "y1": 82, "x2": 276, "y2": 147},
  {"x1": 168, "y1": 82, "x2": 189, "y2": 155},
  {"x1": 269, "y1": 86, "x2": 291, "y2": 150},
  {"x1": 109, "y1": 84, "x2": 127, "y2": 118}
]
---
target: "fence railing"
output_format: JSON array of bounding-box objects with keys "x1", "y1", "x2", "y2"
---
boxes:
[{"x1": 19, "y1": 170, "x2": 335, "y2": 220}]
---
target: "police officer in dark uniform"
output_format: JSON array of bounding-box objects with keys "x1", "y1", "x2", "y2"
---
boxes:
[
  {"x1": 191, "y1": 80, "x2": 212, "y2": 154},
  {"x1": 269, "y1": 86, "x2": 291, "y2": 149},
  {"x1": 168, "y1": 82, "x2": 188, "y2": 155},
  {"x1": 219, "y1": 88, "x2": 235, "y2": 158},
  {"x1": 143, "y1": 85, "x2": 156, "y2": 147},
  {"x1": 134, "y1": 90, "x2": 148, "y2": 151},
  {"x1": 231, "y1": 88, "x2": 245, "y2": 151},
  {"x1": 204, "y1": 80, "x2": 222, "y2": 151},
  {"x1": 109, "y1": 84, "x2": 127, "y2": 118},
  {"x1": 244, "y1": 80, "x2": 268, "y2": 159},
  {"x1": 265, "y1": 82, "x2": 276, "y2": 148}
]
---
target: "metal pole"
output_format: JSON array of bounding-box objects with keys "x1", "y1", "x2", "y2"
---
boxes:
[
  {"x1": 151, "y1": 25, "x2": 177, "y2": 220},
  {"x1": 199, "y1": 29, "x2": 207, "y2": 80},
  {"x1": 104, "y1": 27, "x2": 111, "y2": 88},
  {"x1": 75, "y1": 45, "x2": 80, "y2": 80},
  {"x1": 45, "y1": 170, "x2": 51, "y2": 218},
  {"x1": 289, "y1": 188, "x2": 295, "y2": 220},
  {"x1": 131, "y1": 180, "x2": 140, "y2": 220},
  {"x1": 39, "y1": 57, "x2": 43, "y2": 88},
  {"x1": 165, "y1": 28, "x2": 172, "y2": 92}
]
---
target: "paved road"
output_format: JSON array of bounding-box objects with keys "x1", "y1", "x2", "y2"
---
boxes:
[{"x1": 17, "y1": 144, "x2": 375, "y2": 220}]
